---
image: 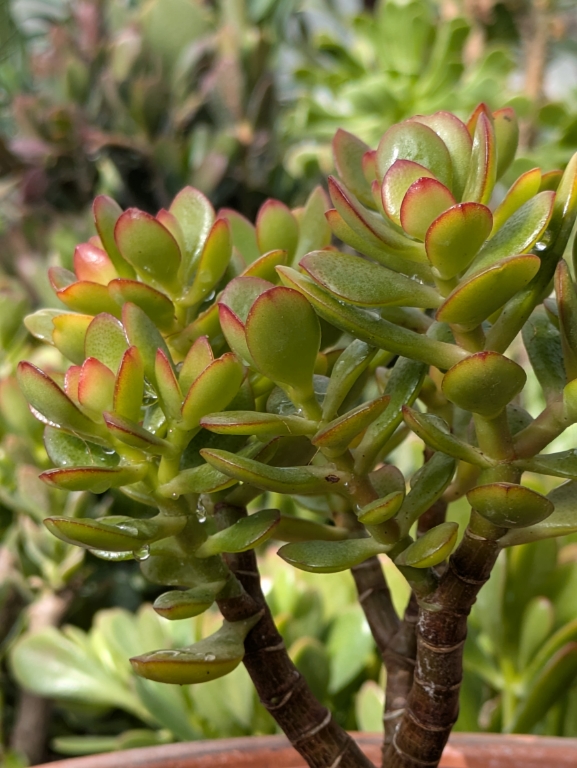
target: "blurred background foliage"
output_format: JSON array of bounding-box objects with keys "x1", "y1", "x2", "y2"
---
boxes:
[{"x1": 1, "y1": 0, "x2": 577, "y2": 764}]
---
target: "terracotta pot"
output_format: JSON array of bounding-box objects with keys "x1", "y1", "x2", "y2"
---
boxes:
[{"x1": 37, "y1": 732, "x2": 577, "y2": 767}]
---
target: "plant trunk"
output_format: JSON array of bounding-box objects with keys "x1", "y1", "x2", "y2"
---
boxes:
[{"x1": 382, "y1": 526, "x2": 500, "y2": 767}]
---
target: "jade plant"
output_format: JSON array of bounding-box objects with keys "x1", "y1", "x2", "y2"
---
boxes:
[{"x1": 16, "y1": 102, "x2": 577, "y2": 768}]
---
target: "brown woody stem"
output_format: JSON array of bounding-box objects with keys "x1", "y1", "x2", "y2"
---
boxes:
[
  {"x1": 352, "y1": 557, "x2": 400, "y2": 657},
  {"x1": 215, "y1": 502, "x2": 375, "y2": 768},
  {"x1": 382, "y1": 522, "x2": 501, "y2": 767}
]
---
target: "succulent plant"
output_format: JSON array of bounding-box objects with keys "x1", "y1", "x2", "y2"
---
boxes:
[{"x1": 17, "y1": 100, "x2": 577, "y2": 768}]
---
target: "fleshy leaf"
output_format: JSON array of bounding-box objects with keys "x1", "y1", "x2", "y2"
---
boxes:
[
  {"x1": 273, "y1": 516, "x2": 348, "y2": 542},
  {"x1": 218, "y1": 277, "x2": 272, "y2": 364},
  {"x1": 300, "y1": 251, "x2": 441, "y2": 309},
  {"x1": 103, "y1": 412, "x2": 174, "y2": 455},
  {"x1": 130, "y1": 616, "x2": 260, "y2": 685},
  {"x1": 493, "y1": 107, "x2": 519, "y2": 180},
  {"x1": 397, "y1": 452, "x2": 456, "y2": 535},
  {"x1": 200, "y1": 449, "x2": 349, "y2": 495},
  {"x1": 312, "y1": 395, "x2": 390, "y2": 457},
  {"x1": 195, "y1": 509, "x2": 280, "y2": 558},
  {"x1": 218, "y1": 209, "x2": 259, "y2": 264},
  {"x1": 41, "y1": 465, "x2": 146, "y2": 493},
  {"x1": 155, "y1": 350, "x2": 182, "y2": 421},
  {"x1": 293, "y1": 186, "x2": 331, "y2": 263},
  {"x1": 402, "y1": 407, "x2": 493, "y2": 467},
  {"x1": 376, "y1": 120, "x2": 452, "y2": 189},
  {"x1": 467, "y1": 483, "x2": 553, "y2": 528},
  {"x1": 381, "y1": 160, "x2": 435, "y2": 225},
  {"x1": 555, "y1": 260, "x2": 577, "y2": 379},
  {"x1": 183, "y1": 218, "x2": 231, "y2": 307},
  {"x1": 108, "y1": 279, "x2": 175, "y2": 332},
  {"x1": 44, "y1": 427, "x2": 119, "y2": 468},
  {"x1": 115, "y1": 209, "x2": 181, "y2": 294},
  {"x1": 93, "y1": 195, "x2": 135, "y2": 278},
  {"x1": 357, "y1": 491, "x2": 405, "y2": 525},
  {"x1": 333, "y1": 129, "x2": 374, "y2": 208},
  {"x1": 278, "y1": 538, "x2": 386, "y2": 574},
  {"x1": 44, "y1": 515, "x2": 184, "y2": 552},
  {"x1": 514, "y1": 450, "x2": 577, "y2": 481},
  {"x1": 200, "y1": 411, "x2": 317, "y2": 438},
  {"x1": 73, "y1": 242, "x2": 117, "y2": 284},
  {"x1": 84, "y1": 313, "x2": 128, "y2": 374},
  {"x1": 122, "y1": 303, "x2": 171, "y2": 387},
  {"x1": 395, "y1": 522, "x2": 458, "y2": 568},
  {"x1": 56, "y1": 281, "x2": 121, "y2": 318},
  {"x1": 400, "y1": 177, "x2": 456, "y2": 241},
  {"x1": 436, "y1": 255, "x2": 540, "y2": 328},
  {"x1": 522, "y1": 307, "x2": 565, "y2": 402},
  {"x1": 17, "y1": 363, "x2": 97, "y2": 435},
  {"x1": 462, "y1": 112, "x2": 496, "y2": 205},
  {"x1": 241, "y1": 249, "x2": 287, "y2": 283},
  {"x1": 113, "y1": 346, "x2": 144, "y2": 422},
  {"x1": 169, "y1": 187, "x2": 215, "y2": 283},
  {"x1": 466, "y1": 191, "x2": 555, "y2": 275},
  {"x1": 153, "y1": 583, "x2": 226, "y2": 620},
  {"x1": 52, "y1": 314, "x2": 93, "y2": 365},
  {"x1": 410, "y1": 112, "x2": 472, "y2": 199},
  {"x1": 500, "y1": 482, "x2": 577, "y2": 545},
  {"x1": 425, "y1": 202, "x2": 492, "y2": 280},
  {"x1": 491, "y1": 168, "x2": 541, "y2": 234},
  {"x1": 245, "y1": 286, "x2": 320, "y2": 397},
  {"x1": 442, "y1": 351, "x2": 526, "y2": 418},
  {"x1": 322, "y1": 340, "x2": 375, "y2": 421},
  {"x1": 180, "y1": 354, "x2": 244, "y2": 431},
  {"x1": 78, "y1": 358, "x2": 115, "y2": 416},
  {"x1": 256, "y1": 200, "x2": 299, "y2": 263},
  {"x1": 179, "y1": 336, "x2": 214, "y2": 395}
]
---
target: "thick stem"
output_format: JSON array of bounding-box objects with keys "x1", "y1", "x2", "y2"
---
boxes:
[
  {"x1": 382, "y1": 594, "x2": 419, "y2": 756},
  {"x1": 352, "y1": 557, "x2": 400, "y2": 658},
  {"x1": 215, "y1": 503, "x2": 374, "y2": 768},
  {"x1": 382, "y1": 525, "x2": 501, "y2": 767}
]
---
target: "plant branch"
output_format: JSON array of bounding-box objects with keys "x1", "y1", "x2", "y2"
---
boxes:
[{"x1": 215, "y1": 503, "x2": 375, "y2": 768}]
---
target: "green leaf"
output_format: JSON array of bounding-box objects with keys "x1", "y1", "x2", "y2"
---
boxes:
[
  {"x1": 200, "y1": 449, "x2": 350, "y2": 495},
  {"x1": 491, "y1": 168, "x2": 541, "y2": 234},
  {"x1": 45, "y1": 514, "x2": 184, "y2": 551},
  {"x1": 402, "y1": 407, "x2": 493, "y2": 467},
  {"x1": 462, "y1": 112, "x2": 496, "y2": 205},
  {"x1": 500, "y1": 481, "x2": 577, "y2": 546},
  {"x1": 154, "y1": 349, "x2": 182, "y2": 421},
  {"x1": 195, "y1": 509, "x2": 280, "y2": 558},
  {"x1": 381, "y1": 159, "x2": 436, "y2": 226},
  {"x1": 56, "y1": 281, "x2": 121, "y2": 318},
  {"x1": 518, "y1": 597, "x2": 555, "y2": 671},
  {"x1": 84, "y1": 313, "x2": 128, "y2": 374},
  {"x1": 276, "y1": 267, "x2": 465, "y2": 372},
  {"x1": 218, "y1": 208, "x2": 259, "y2": 264},
  {"x1": 241, "y1": 249, "x2": 287, "y2": 283},
  {"x1": 395, "y1": 521, "x2": 458, "y2": 568},
  {"x1": 328, "y1": 177, "x2": 426, "y2": 261},
  {"x1": 355, "y1": 356, "x2": 426, "y2": 474},
  {"x1": 44, "y1": 427, "x2": 119, "y2": 468},
  {"x1": 122, "y1": 303, "x2": 171, "y2": 387},
  {"x1": 357, "y1": 491, "x2": 405, "y2": 525},
  {"x1": 522, "y1": 307, "x2": 565, "y2": 402},
  {"x1": 183, "y1": 218, "x2": 231, "y2": 307},
  {"x1": 130, "y1": 616, "x2": 260, "y2": 685},
  {"x1": 218, "y1": 276, "x2": 273, "y2": 364},
  {"x1": 93, "y1": 195, "x2": 135, "y2": 278},
  {"x1": 425, "y1": 202, "x2": 492, "y2": 280},
  {"x1": 514, "y1": 450, "x2": 577, "y2": 481},
  {"x1": 333, "y1": 129, "x2": 374, "y2": 208},
  {"x1": 41, "y1": 465, "x2": 146, "y2": 493},
  {"x1": 493, "y1": 107, "x2": 519, "y2": 180},
  {"x1": 441, "y1": 351, "x2": 526, "y2": 418},
  {"x1": 113, "y1": 346, "x2": 144, "y2": 422},
  {"x1": 17, "y1": 362, "x2": 97, "y2": 435},
  {"x1": 290, "y1": 637, "x2": 331, "y2": 702},
  {"x1": 436, "y1": 255, "x2": 540, "y2": 328},
  {"x1": 278, "y1": 537, "x2": 386, "y2": 574},
  {"x1": 313, "y1": 395, "x2": 390, "y2": 457},
  {"x1": 179, "y1": 335, "x2": 214, "y2": 395},
  {"x1": 200, "y1": 411, "x2": 317, "y2": 438},
  {"x1": 103, "y1": 412, "x2": 174, "y2": 455},
  {"x1": 410, "y1": 112, "x2": 472, "y2": 199},
  {"x1": 114, "y1": 209, "x2": 181, "y2": 294},
  {"x1": 293, "y1": 186, "x2": 331, "y2": 263},
  {"x1": 400, "y1": 177, "x2": 456, "y2": 241},
  {"x1": 78, "y1": 358, "x2": 115, "y2": 416},
  {"x1": 153, "y1": 583, "x2": 226, "y2": 620},
  {"x1": 397, "y1": 452, "x2": 456, "y2": 535},
  {"x1": 169, "y1": 186, "x2": 215, "y2": 284},
  {"x1": 508, "y1": 643, "x2": 577, "y2": 733},
  {"x1": 322, "y1": 340, "x2": 376, "y2": 421},
  {"x1": 466, "y1": 191, "x2": 555, "y2": 276},
  {"x1": 376, "y1": 120, "x2": 452, "y2": 189},
  {"x1": 300, "y1": 251, "x2": 441, "y2": 309},
  {"x1": 555, "y1": 259, "x2": 577, "y2": 379},
  {"x1": 52, "y1": 314, "x2": 94, "y2": 364},
  {"x1": 256, "y1": 200, "x2": 299, "y2": 263},
  {"x1": 245, "y1": 286, "x2": 320, "y2": 397},
  {"x1": 327, "y1": 606, "x2": 374, "y2": 692},
  {"x1": 180, "y1": 354, "x2": 244, "y2": 430},
  {"x1": 108, "y1": 279, "x2": 175, "y2": 332},
  {"x1": 24, "y1": 308, "x2": 62, "y2": 344},
  {"x1": 467, "y1": 483, "x2": 553, "y2": 528},
  {"x1": 273, "y1": 516, "x2": 348, "y2": 542}
]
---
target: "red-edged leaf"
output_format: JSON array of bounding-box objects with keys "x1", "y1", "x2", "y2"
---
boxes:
[
  {"x1": 93, "y1": 195, "x2": 135, "y2": 278},
  {"x1": 113, "y1": 346, "x2": 144, "y2": 422},
  {"x1": 78, "y1": 357, "x2": 115, "y2": 416},
  {"x1": 381, "y1": 159, "x2": 436, "y2": 226},
  {"x1": 425, "y1": 202, "x2": 492, "y2": 279},
  {"x1": 155, "y1": 349, "x2": 182, "y2": 420},
  {"x1": 462, "y1": 112, "x2": 496, "y2": 205},
  {"x1": 41, "y1": 465, "x2": 146, "y2": 493},
  {"x1": 256, "y1": 199, "x2": 299, "y2": 262},
  {"x1": 183, "y1": 217, "x2": 231, "y2": 306},
  {"x1": 56, "y1": 281, "x2": 121, "y2": 318},
  {"x1": 103, "y1": 412, "x2": 174, "y2": 455},
  {"x1": 108, "y1": 279, "x2": 175, "y2": 331},
  {"x1": 84, "y1": 313, "x2": 128, "y2": 374},
  {"x1": 180, "y1": 353, "x2": 244, "y2": 430},
  {"x1": 179, "y1": 335, "x2": 214, "y2": 395},
  {"x1": 52, "y1": 313, "x2": 93, "y2": 365},
  {"x1": 400, "y1": 178, "x2": 456, "y2": 240},
  {"x1": 73, "y1": 242, "x2": 118, "y2": 284}
]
